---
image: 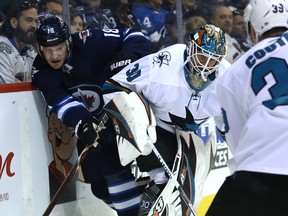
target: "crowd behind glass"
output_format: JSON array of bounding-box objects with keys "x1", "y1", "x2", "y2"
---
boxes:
[{"x1": 0, "y1": 0, "x2": 249, "y2": 84}]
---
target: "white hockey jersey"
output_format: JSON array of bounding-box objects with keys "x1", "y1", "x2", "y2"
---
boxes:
[
  {"x1": 0, "y1": 36, "x2": 37, "y2": 84},
  {"x1": 103, "y1": 44, "x2": 231, "y2": 134},
  {"x1": 217, "y1": 32, "x2": 288, "y2": 175}
]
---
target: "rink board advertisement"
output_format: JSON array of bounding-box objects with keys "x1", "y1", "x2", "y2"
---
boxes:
[{"x1": 0, "y1": 83, "x2": 231, "y2": 216}]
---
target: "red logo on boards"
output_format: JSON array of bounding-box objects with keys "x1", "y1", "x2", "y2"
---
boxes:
[{"x1": 0, "y1": 152, "x2": 15, "y2": 180}]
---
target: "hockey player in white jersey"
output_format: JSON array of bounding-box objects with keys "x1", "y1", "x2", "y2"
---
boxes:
[
  {"x1": 206, "y1": 1, "x2": 288, "y2": 216},
  {"x1": 102, "y1": 24, "x2": 230, "y2": 215}
]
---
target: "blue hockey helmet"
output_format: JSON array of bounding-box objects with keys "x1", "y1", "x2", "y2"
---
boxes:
[{"x1": 185, "y1": 24, "x2": 227, "y2": 91}]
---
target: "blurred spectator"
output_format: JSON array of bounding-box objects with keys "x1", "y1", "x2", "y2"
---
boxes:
[
  {"x1": 155, "y1": 11, "x2": 186, "y2": 50},
  {"x1": 224, "y1": 0, "x2": 249, "y2": 10},
  {"x1": 131, "y1": 0, "x2": 168, "y2": 45},
  {"x1": 100, "y1": 0, "x2": 140, "y2": 30},
  {"x1": 231, "y1": 10, "x2": 245, "y2": 39},
  {"x1": 0, "y1": 11, "x2": 6, "y2": 28},
  {"x1": 211, "y1": 5, "x2": 233, "y2": 34},
  {"x1": 0, "y1": 0, "x2": 9, "y2": 11},
  {"x1": 0, "y1": 0, "x2": 18, "y2": 13},
  {"x1": 70, "y1": 8, "x2": 84, "y2": 33},
  {"x1": 211, "y1": 4, "x2": 243, "y2": 63},
  {"x1": 231, "y1": 9, "x2": 250, "y2": 52},
  {"x1": 38, "y1": 0, "x2": 63, "y2": 18},
  {"x1": 0, "y1": 0, "x2": 38, "y2": 84},
  {"x1": 182, "y1": 0, "x2": 202, "y2": 20},
  {"x1": 185, "y1": 15, "x2": 207, "y2": 41},
  {"x1": 69, "y1": 0, "x2": 78, "y2": 8},
  {"x1": 194, "y1": 0, "x2": 219, "y2": 22},
  {"x1": 76, "y1": 0, "x2": 113, "y2": 29},
  {"x1": 162, "y1": 0, "x2": 176, "y2": 12}
]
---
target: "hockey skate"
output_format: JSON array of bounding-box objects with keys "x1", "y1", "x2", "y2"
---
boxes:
[{"x1": 138, "y1": 178, "x2": 182, "y2": 216}]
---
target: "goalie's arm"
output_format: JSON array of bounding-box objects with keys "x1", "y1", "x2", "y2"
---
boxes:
[
  {"x1": 102, "y1": 53, "x2": 153, "y2": 105},
  {"x1": 102, "y1": 79, "x2": 133, "y2": 104}
]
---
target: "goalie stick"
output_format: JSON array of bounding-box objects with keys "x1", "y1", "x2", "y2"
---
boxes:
[
  {"x1": 42, "y1": 123, "x2": 103, "y2": 216},
  {"x1": 147, "y1": 141, "x2": 198, "y2": 216}
]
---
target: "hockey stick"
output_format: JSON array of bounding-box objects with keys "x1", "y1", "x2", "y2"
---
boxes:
[
  {"x1": 148, "y1": 141, "x2": 198, "y2": 216},
  {"x1": 43, "y1": 123, "x2": 103, "y2": 216}
]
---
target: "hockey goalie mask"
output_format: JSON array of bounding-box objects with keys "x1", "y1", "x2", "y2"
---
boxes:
[{"x1": 185, "y1": 24, "x2": 227, "y2": 91}]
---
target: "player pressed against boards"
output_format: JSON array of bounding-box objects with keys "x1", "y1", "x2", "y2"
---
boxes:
[{"x1": 32, "y1": 13, "x2": 152, "y2": 216}]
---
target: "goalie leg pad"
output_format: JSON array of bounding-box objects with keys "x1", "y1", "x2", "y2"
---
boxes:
[
  {"x1": 176, "y1": 130, "x2": 217, "y2": 209},
  {"x1": 104, "y1": 92, "x2": 157, "y2": 166}
]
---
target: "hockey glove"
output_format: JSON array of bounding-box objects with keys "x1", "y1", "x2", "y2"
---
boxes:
[
  {"x1": 106, "y1": 53, "x2": 139, "y2": 76},
  {"x1": 75, "y1": 117, "x2": 97, "y2": 145}
]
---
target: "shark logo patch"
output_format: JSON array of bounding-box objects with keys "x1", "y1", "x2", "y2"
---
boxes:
[{"x1": 0, "y1": 42, "x2": 13, "y2": 54}]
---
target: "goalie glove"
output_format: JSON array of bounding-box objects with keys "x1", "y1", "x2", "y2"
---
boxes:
[
  {"x1": 75, "y1": 117, "x2": 97, "y2": 145},
  {"x1": 104, "y1": 92, "x2": 157, "y2": 166}
]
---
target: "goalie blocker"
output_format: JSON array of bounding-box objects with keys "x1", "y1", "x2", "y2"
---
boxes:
[
  {"x1": 104, "y1": 92, "x2": 178, "y2": 174},
  {"x1": 104, "y1": 92, "x2": 157, "y2": 166}
]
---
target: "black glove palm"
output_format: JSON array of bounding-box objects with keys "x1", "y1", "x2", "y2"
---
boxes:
[{"x1": 75, "y1": 118, "x2": 97, "y2": 145}]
